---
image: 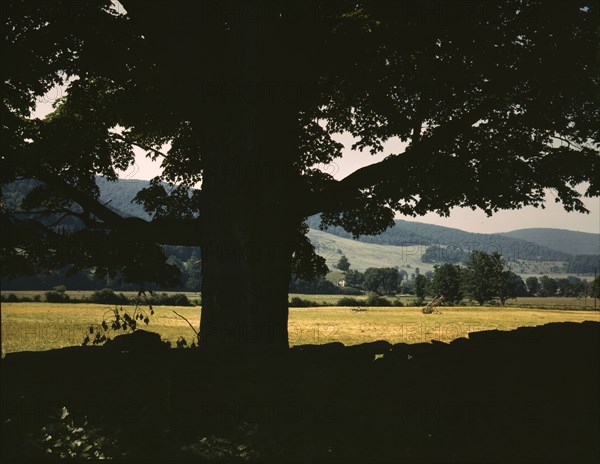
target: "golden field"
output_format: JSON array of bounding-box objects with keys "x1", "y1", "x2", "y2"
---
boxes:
[{"x1": 1, "y1": 302, "x2": 598, "y2": 355}]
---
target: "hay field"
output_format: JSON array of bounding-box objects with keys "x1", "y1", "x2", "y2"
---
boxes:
[{"x1": 2, "y1": 303, "x2": 598, "y2": 355}]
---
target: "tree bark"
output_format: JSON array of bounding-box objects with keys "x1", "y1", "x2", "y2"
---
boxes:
[
  {"x1": 198, "y1": 109, "x2": 300, "y2": 351},
  {"x1": 199, "y1": 201, "x2": 296, "y2": 351},
  {"x1": 197, "y1": 16, "x2": 302, "y2": 352}
]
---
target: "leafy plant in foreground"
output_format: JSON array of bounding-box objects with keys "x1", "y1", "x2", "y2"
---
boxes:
[
  {"x1": 181, "y1": 423, "x2": 260, "y2": 461},
  {"x1": 31, "y1": 406, "x2": 120, "y2": 459},
  {"x1": 82, "y1": 292, "x2": 155, "y2": 346}
]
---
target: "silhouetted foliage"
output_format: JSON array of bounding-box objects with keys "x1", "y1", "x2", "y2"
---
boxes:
[
  {"x1": 82, "y1": 296, "x2": 155, "y2": 346},
  {"x1": 2, "y1": 0, "x2": 598, "y2": 349},
  {"x1": 31, "y1": 407, "x2": 120, "y2": 459},
  {"x1": 4, "y1": 322, "x2": 599, "y2": 461}
]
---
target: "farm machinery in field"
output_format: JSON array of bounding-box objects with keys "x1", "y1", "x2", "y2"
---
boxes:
[{"x1": 422, "y1": 294, "x2": 444, "y2": 314}]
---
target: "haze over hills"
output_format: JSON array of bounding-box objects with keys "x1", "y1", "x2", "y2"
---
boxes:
[
  {"x1": 3, "y1": 177, "x2": 599, "y2": 276},
  {"x1": 305, "y1": 215, "x2": 592, "y2": 263},
  {"x1": 97, "y1": 177, "x2": 152, "y2": 220},
  {"x1": 501, "y1": 228, "x2": 599, "y2": 257}
]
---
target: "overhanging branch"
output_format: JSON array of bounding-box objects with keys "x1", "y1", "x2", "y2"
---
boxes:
[
  {"x1": 300, "y1": 97, "x2": 503, "y2": 217},
  {"x1": 110, "y1": 132, "x2": 171, "y2": 159},
  {"x1": 31, "y1": 177, "x2": 201, "y2": 246}
]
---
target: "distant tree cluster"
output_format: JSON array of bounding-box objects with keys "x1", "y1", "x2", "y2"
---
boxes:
[
  {"x1": 407, "y1": 251, "x2": 529, "y2": 305},
  {"x1": 336, "y1": 255, "x2": 351, "y2": 272},
  {"x1": 288, "y1": 275, "x2": 340, "y2": 294},
  {"x1": 409, "y1": 251, "x2": 594, "y2": 305},
  {"x1": 592, "y1": 276, "x2": 600, "y2": 299},
  {"x1": 336, "y1": 265, "x2": 402, "y2": 296},
  {"x1": 320, "y1": 252, "x2": 532, "y2": 304},
  {"x1": 288, "y1": 274, "x2": 361, "y2": 295},
  {"x1": 525, "y1": 275, "x2": 592, "y2": 297},
  {"x1": 2, "y1": 246, "x2": 202, "y2": 293}
]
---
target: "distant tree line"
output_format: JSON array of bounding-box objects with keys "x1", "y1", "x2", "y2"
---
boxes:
[
  {"x1": 288, "y1": 273, "x2": 361, "y2": 295},
  {"x1": 336, "y1": 251, "x2": 599, "y2": 306},
  {"x1": 1, "y1": 286, "x2": 196, "y2": 306},
  {"x1": 1, "y1": 245, "x2": 202, "y2": 292},
  {"x1": 415, "y1": 253, "x2": 597, "y2": 305},
  {"x1": 524, "y1": 275, "x2": 595, "y2": 298},
  {"x1": 421, "y1": 244, "x2": 598, "y2": 274}
]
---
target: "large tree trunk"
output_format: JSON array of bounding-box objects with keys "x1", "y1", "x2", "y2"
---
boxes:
[
  {"x1": 199, "y1": 153, "x2": 299, "y2": 351},
  {"x1": 198, "y1": 16, "x2": 303, "y2": 352}
]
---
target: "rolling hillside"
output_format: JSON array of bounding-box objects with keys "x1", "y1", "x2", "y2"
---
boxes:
[
  {"x1": 4, "y1": 177, "x2": 599, "y2": 277},
  {"x1": 306, "y1": 215, "x2": 576, "y2": 262},
  {"x1": 96, "y1": 177, "x2": 153, "y2": 220},
  {"x1": 307, "y1": 228, "x2": 437, "y2": 273},
  {"x1": 501, "y1": 228, "x2": 599, "y2": 256}
]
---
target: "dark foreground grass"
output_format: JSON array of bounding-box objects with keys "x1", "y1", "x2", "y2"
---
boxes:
[{"x1": 1, "y1": 321, "x2": 599, "y2": 463}]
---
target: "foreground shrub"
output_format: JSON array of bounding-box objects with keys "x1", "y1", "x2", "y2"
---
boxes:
[
  {"x1": 31, "y1": 406, "x2": 120, "y2": 459},
  {"x1": 182, "y1": 423, "x2": 260, "y2": 461},
  {"x1": 83, "y1": 305, "x2": 155, "y2": 346}
]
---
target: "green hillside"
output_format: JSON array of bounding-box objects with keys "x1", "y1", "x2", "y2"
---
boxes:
[
  {"x1": 308, "y1": 229, "x2": 437, "y2": 274},
  {"x1": 306, "y1": 215, "x2": 573, "y2": 262},
  {"x1": 4, "y1": 177, "x2": 598, "y2": 278},
  {"x1": 96, "y1": 177, "x2": 153, "y2": 220},
  {"x1": 502, "y1": 228, "x2": 600, "y2": 256}
]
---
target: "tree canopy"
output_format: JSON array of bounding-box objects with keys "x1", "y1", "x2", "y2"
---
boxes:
[
  {"x1": 2, "y1": 0, "x2": 599, "y2": 350},
  {"x1": 431, "y1": 263, "x2": 463, "y2": 303},
  {"x1": 336, "y1": 255, "x2": 351, "y2": 272}
]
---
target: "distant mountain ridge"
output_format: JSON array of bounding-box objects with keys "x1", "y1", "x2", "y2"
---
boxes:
[
  {"x1": 4, "y1": 177, "x2": 599, "y2": 264},
  {"x1": 305, "y1": 216, "x2": 585, "y2": 262},
  {"x1": 96, "y1": 177, "x2": 152, "y2": 220},
  {"x1": 501, "y1": 228, "x2": 599, "y2": 257}
]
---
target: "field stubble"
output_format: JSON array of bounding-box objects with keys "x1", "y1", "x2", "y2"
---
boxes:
[{"x1": 1, "y1": 302, "x2": 598, "y2": 355}]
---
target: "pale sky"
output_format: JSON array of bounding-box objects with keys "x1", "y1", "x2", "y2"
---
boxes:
[
  {"x1": 329, "y1": 133, "x2": 600, "y2": 234},
  {"x1": 32, "y1": 88, "x2": 600, "y2": 235}
]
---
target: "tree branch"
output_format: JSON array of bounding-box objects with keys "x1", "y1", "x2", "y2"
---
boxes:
[
  {"x1": 28, "y1": 177, "x2": 201, "y2": 246},
  {"x1": 300, "y1": 97, "x2": 503, "y2": 217},
  {"x1": 171, "y1": 309, "x2": 199, "y2": 338},
  {"x1": 110, "y1": 132, "x2": 171, "y2": 159},
  {"x1": 411, "y1": 92, "x2": 425, "y2": 145},
  {"x1": 48, "y1": 179, "x2": 125, "y2": 227}
]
